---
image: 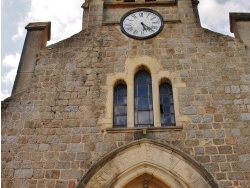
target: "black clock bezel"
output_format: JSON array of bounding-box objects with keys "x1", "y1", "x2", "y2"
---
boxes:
[{"x1": 120, "y1": 8, "x2": 164, "y2": 40}]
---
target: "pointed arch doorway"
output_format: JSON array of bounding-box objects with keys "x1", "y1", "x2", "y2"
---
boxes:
[{"x1": 77, "y1": 139, "x2": 219, "y2": 188}]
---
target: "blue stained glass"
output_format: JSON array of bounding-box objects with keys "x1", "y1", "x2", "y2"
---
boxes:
[
  {"x1": 134, "y1": 70, "x2": 153, "y2": 127},
  {"x1": 162, "y1": 96, "x2": 170, "y2": 104},
  {"x1": 114, "y1": 106, "x2": 126, "y2": 115},
  {"x1": 160, "y1": 83, "x2": 175, "y2": 126},
  {"x1": 163, "y1": 106, "x2": 171, "y2": 113},
  {"x1": 137, "y1": 98, "x2": 149, "y2": 110},
  {"x1": 138, "y1": 85, "x2": 149, "y2": 96},
  {"x1": 113, "y1": 84, "x2": 127, "y2": 127}
]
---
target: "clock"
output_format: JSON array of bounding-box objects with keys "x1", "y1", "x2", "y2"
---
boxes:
[{"x1": 120, "y1": 8, "x2": 164, "y2": 40}]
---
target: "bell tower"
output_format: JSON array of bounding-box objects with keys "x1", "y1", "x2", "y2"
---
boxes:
[{"x1": 81, "y1": 0, "x2": 201, "y2": 30}]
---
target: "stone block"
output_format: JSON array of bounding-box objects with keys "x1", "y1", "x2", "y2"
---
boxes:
[
  {"x1": 201, "y1": 114, "x2": 213, "y2": 123},
  {"x1": 33, "y1": 170, "x2": 45, "y2": 179},
  {"x1": 60, "y1": 169, "x2": 83, "y2": 180},
  {"x1": 194, "y1": 147, "x2": 204, "y2": 155},
  {"x1": 218, "y1": 146, "x2": 233, "y2": 154},
  {"x1": 215, "y1": 172, "x2": 226, "y2": 180},
  {"x1": 6, "y1": 161, "x2": 21, "y2": 169},
  {"x1": 205, "y1": 146, "x2": 218, "y2": 154},
  {"x1": 219, "y1": 162, "x2": 231, "y2": 171},
  {"x1": 14, "y1": 169, "x2": 33, "y2": 179},
  {"x1": 232, "y1": 162, "x2": 250, "y2": 171},
  {"x1": 55, "y1": 180, "x2": 68, "y2": 188},
  {"x1": 56, "y1": 162, "x2": 70, "y2": 169},
  {"x1": 211, "y1": 155, "x2": 226, "y2": 162},
  {"x1": 182, "y1": 106, "x2": 197, "y2": 115},
  {"x1": 204, "y1": 130, "x2": 216, "y2": 138},
  {"x1": 45, "y1": 170, "x2": 60, "y2": 179},
  {"x1": 59, "y1": 152, "x2": 76, "y2": 161},
  {"x1": 38, "y1": 144, "x2": 49, "y2": 151},
  {"x1": 241, "y1": 113, "x2": 250, "y2": 120},
  {"x1": 239, "y1": 154, "x2": 250, "y2": 161},
  {"x1": 194, "y1": 155, "x2": 210, "y2": 163},
  {"x1": 228, "y1": 172, "x2": 244, "y2": 180},
  {"x1": 65, "y1": 106, "x2": 79, "y2": 112},
  {"x1": 213, "y1": 138, "x2": 224, "y2": 145},
  {"x1": 66, "y1": 143, "x2": 84, "y2": 152},
  {"x1": 231, "y1": 86, "x2": 241, "y2": 93}
]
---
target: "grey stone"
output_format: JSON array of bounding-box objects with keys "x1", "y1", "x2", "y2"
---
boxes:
[
  {"x1": 241, "y1": 113, "x2": 250, "y2": 120},
  {"x1": 182, "y1": 106, "x2": 197, "y2": 115},
  {"x1": 14, "y1": 169, "x2": 33, "y2": 179},
  {"x1": 66, "y1": 143, "x2": 84, "y2": 152},
  {"x1": 231, "y1": 86, "x2": 241, "y2": 93},
  {"x1": 38, "y1": 144, "x2": 49, "y2": 151},
  {"x1": 60, "y1": 169, "x2": 83, "y2": 179},
  {"x1": 65, "y1": 106, "x2": 79, "y2": 112},
  {"x1": 201, "y1": 114, "x2": 213, "y2": 123},
  {"x1": 239, "y1": 154, "x2": 250, "y2": 161}
]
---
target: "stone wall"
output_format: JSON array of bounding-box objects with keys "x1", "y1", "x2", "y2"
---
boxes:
[{"x1": 2, "y1": 1, "x2": 250, "y2": 188}]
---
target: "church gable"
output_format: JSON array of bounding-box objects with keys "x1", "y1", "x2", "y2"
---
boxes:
[{"x1": 1, "y1": 1, "x2": 250, "y2": 188}]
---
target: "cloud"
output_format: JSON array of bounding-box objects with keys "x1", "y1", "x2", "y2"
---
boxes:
[
  {"x1": 1, "y1": 53, "x2": 20, "y2": 84},
  {"x1": 12, "y1": 0, "x2": 83, "y2": 44},
  {"x1": 199, "y1": 0, "x2": 250, "y2": 36},
  {"x1": 1, "y1": 53, "x2": 21, "y2": 100},
  {"x1": 2, "y1": 53, "x2": 20, "y2": 69},
  {"x1": 1, "y1": 90, "x2": 11, "y2": 101}
]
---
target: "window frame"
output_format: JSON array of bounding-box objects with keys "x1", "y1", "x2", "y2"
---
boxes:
[
  {"x1": 134, "y1": 70, "x2": 154, "y2": 128},
  {"x1": 113, "y1": 83, "x2": 128, "y2": 128}
]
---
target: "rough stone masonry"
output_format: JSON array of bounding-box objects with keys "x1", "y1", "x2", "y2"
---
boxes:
[{"x1": 1, "y1": 0, "x2": 250, "y2": 187}]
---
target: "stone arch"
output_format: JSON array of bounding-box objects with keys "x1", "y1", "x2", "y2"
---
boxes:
[
  {"x1": 98, "y1": 55, "x2": 188, "y2": 128},
  {"x1": 76, "y1": 139, "x2": 219, "y2": 188}
]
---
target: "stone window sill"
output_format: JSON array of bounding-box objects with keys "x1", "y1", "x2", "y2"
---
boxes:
[{"x1": 106, "y1": 126, "x2": 183, "y2": 133}]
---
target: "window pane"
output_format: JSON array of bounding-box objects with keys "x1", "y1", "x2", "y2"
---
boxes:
[
  {"x1": 114, "y1": 106, "x2": 126, "y2": 115},
  {"x1": 134, "y1": 70, "x2": 153, "y2": 127},
  {"x1": 138, "y1": 111, "x2": 150, "y2": 124},
  {"x1": 115, "y1": 96, "x2": 125, "y2": 105},
  {"x1": 163, "y1": 106, "x2": 171, "y2": 113},
  {"x1": 138, "y1": 85, "x2": 149, "y2": 96},
  {"x1": 114, "y1": 116, "x2": 127, "y2": 127},
  {"x1": 162, "y1": 96, "x2": 170, "y2": 104},
  {"x1": 159, "y1": 83, "x2": 175, "y2": 126},
  {"x1": 114, "y1": 84, "x2": 127, "y2": 127},
  {"x1": 137, "y1": 98, "x2": 149, "y2": 110}
]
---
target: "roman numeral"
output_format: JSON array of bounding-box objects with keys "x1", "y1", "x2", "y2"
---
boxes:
[
  {"x1": 127, "y1": 27, "x2": 133, "y2": 32},
  {"x1": 139, "y1": 13, "x2": 143, "y2": 17},
  {"x1": 151, "y1": 26, "x2": 158, "y2": 30},
  {"x1": 133, "y1": 30, "x2": 138, "y2": 34},
  {"x1": 132, "y1": 14, "x2": 137, "y2": 19},
  {"x1": 152, "y1": 21, "x2": 160, "y2": 24}
]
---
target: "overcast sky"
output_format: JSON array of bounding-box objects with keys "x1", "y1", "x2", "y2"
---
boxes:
[{"x1": 1, "y1": 0, "x2": 250, "y2": 100}]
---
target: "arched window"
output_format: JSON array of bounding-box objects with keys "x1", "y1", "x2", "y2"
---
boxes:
[
  {"x1": 134, "y1": 70, "x2": 153, "y2": 127},
  {"x1": 113, "y1": 84, "x2": 127, "y2": 128},
  {"x1": 159, "y1": 83, "x2": 175, "y2": 126}
]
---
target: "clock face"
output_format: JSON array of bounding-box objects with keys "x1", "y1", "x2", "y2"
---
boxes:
[{"x1": 120, "y1": 9, "x2": 164, "y2": 40}]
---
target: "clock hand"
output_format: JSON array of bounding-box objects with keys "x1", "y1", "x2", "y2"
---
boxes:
[
  {"x1": 141, "y1": 22, "x2": 147, "y2": 31},
  {"x1": 141, "y1": 22, "x2": 154, "y2": 32}
]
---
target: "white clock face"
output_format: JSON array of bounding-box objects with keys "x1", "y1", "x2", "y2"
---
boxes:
[{"x1": 121, "y1": 9, "x2": 164, "y2": 39}]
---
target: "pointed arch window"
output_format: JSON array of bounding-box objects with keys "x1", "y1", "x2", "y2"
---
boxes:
[
  {"x1": 134, "y1": 70, "x2": 154, "y2": 127},
  {"x1": 113, "y1": 84, "x2": 127, "y2": 128},
  {"x1": 159, "y1": 83, "x2": 175, "y2": 126}
]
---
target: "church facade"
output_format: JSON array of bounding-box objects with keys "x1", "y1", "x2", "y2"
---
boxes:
[{"x1": 2, "y1": 0, "x2": 250, "y2": 187}]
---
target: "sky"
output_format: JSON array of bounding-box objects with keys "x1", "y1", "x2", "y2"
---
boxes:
[{"x1": 1, "y1": 0, "x2": 250, "y2": 100}]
